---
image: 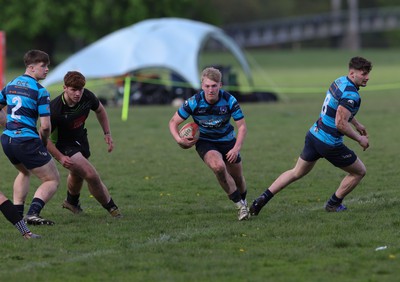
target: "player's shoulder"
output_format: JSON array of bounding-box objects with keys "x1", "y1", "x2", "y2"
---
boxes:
[
  {"x1": 332, "y1": 76, "x2": 347, "y2": 88},
  {"x1": 219, "y1": 90, "x2": 239, "y2": 110},
  {"x1": 193, "y1": 92, "x2": 203, "y2": 101},
  {"x1": 334, "y1": 76, "x2": 358, "y2": 93},
  {"x1": 338, "y1": 76, "x2": 358, "y2": 91},
  {"x1": 342, "y1": 79, "x2": 359, "y2": 98},
  {"x1": 220, "y1": 89, "x2": 232, "y2": 98},
  {"x1": 6, "y1": 75, "x2": 21, "y2": 86},
  {"x1": 50, "y1": 93, "x2": 64, "y2": 108},
  {"x1": 220, "y1": 89, "x2": 237, "y2": 102},
  {"x1": 23, "y1": 74, "x2": 44, "y2": 90},
  {"x1": 83, "y1": 88, "x2": 100, "y2": 101},
  {"x1": 7, "y1": 75, "x2": 33, "y2": 88},
  {"x1": 184, "y1": 92, "x2": 202, "y2": 106},
  {"x1": 83, "y1": 88, "x2": 94, "y2": 95},
  {"x1": 51, "y1": 92, "x2": 62, "y2": 101}
]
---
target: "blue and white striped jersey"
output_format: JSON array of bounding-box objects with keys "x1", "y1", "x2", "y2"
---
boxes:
[
  {"x1": 0, "y1": 74, "x2": 51, "y2": 139},
  {"x1": 178, "y1": 90, "x2": 244, "y2": 142},
  {"x1": 309, "y1": 76, "x2": 361, "y2": 146}
]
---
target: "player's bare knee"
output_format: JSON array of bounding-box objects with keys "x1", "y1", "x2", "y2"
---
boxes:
[
  {"x1": 358, "y1": 167, "x2": 367, "y2": 178},
  {"x1": 211, "y1": 163, "x2": 226, "y2": 175},
  {"x1": 86, "y1": 173, "x2": 102, "y2": 186}
]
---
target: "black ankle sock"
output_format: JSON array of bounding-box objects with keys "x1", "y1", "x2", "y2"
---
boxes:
[
  {"x1": 327, "y1": 193, "x2": 343, "y2": 206},
  {"x1": 228, "y1": 190, "x2": 242, "y2": 203},
  {"x1": 261, "y1": 189, "x2": 274, "y2": 203},
  {"x1": 102, "y1": 198, "x2": 118, "y2": 211},
  {"x1": 27, "y1": 198, "x2": 45, "y2": 216},
  {"x1": 0, "y1": 200, "x2": 22, "y2": 225},
  {"x1": 67, "y1": 192, "x2": 80, "y2": 206},
  {"x1": 240, "y1": 190, "x2": 247, "y2": 201}
]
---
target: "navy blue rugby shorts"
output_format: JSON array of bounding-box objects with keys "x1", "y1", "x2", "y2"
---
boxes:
[
  {"x1": 1, "y1": 135, "x2": 52, "y2": 170},
  {"x1": 300, "y1": 132, "x2": 357, "y2": 167},
  {"x1": 195, "y1": 138, "x2": 241, "y2": 164}
]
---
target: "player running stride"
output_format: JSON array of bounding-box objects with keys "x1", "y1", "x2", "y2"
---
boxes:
[
  {"x1": 250, "y1": 56, "x2": 372, "y2": 216},
  {"x1": 169, "y1": 67, "x2": 249, "y2": 221},
  {"x1": 46, "y1": 71, "x2": 122, "y2": 218}
]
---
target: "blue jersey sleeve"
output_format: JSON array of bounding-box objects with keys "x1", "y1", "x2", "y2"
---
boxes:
[
  {"x1": 230, "y1": 97, "x2": 244, "y2": 121},
  {"x1": 38, "y1": 88, "x2": 51, "y2": 117},
  {"x1": 339, "y1": 88, "x2": 360, "y2": 116},
  {"x1": 177, "y1": 95, "x2": 197, "y2": 120}
]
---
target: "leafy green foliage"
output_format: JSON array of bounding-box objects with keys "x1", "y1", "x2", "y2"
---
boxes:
[
  {"x1": 1, "y1": 0, "x2": 400, "y2": 65},
  {"x1": 0, "y1": 0, "x2": 216, "y2": 64}
]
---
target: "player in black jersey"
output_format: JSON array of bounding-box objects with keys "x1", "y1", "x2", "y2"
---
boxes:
[{"x1": 47, "y1": 71, "x2": 121, "y2": 218}]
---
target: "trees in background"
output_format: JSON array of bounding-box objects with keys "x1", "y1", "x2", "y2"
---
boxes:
[
  {"x1": 0, "y1": 0, "x2": 399, "y2": 66},
  {"x1": 0, "y1": 0, "x2": 214, "y2": 65}
]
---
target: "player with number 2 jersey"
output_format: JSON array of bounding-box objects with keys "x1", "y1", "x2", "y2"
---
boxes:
[
  {"x1": 1, "y1": 74, "x2": 51, "y2": 139},
  {"x1": 0, "y1": 50, "x2": 59, "y2": 226}
]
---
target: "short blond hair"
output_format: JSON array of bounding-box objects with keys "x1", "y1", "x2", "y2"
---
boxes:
[{"x1": 201, "y1": 67, "x2": 222, "y2": 83}]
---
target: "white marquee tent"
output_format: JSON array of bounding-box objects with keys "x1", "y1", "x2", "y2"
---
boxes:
[{"x1": 42, "y1": 17, "x2": 253, "y2": 89}]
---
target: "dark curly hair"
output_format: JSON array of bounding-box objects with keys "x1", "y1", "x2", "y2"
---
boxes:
[
  {"x1": 64, "y1": 71, "x2": 86, "y2": 89},
  {"x1": 349, "y1": 57, "x2": 372, "y2": 73}
]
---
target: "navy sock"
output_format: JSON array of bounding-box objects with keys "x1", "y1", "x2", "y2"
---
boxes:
[
  {"x1": 228, "y1": 190, "x2": 242, "y2": 203},
  {"x1": 102, "y1": 198, "x2": 118, "y2": 211},
  {"x1": 27, "y1": 198, "x2": 45, "y2": 216},
  {"x1": 327, "y1": 193, "x2": 343, "y2": 206},
  {"x1": 261, "y1": 189, "x2": 274, "y2": 204}
]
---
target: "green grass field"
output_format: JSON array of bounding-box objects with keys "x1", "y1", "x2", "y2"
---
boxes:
[{"x1": 1, "y1": 49, "x2": 399, "y2": 282}]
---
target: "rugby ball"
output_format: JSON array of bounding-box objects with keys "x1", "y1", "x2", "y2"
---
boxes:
[{"x1": 179, "y1": 122, "x2": 200, "y2": 140}]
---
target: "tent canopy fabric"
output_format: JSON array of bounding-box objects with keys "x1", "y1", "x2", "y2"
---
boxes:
[{"x1": 42, "y1": 18, "x2": 252, "y2": 89}]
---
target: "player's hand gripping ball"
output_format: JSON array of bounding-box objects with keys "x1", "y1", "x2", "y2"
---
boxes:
[{"x1": 179, "y1": 122, "x2": 199, "y2": 149}]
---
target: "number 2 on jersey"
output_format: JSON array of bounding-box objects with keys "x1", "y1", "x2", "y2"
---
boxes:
[{"x1": 11, "y1": 96, "x2": 22, "y2": 120}]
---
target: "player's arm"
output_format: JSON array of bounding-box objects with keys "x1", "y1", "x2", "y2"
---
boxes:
[
  {"x1": 94, "y1": 103, "x2": 114, "y2": 153},
  {"x1": 0, "y1": 106, "x2": 6, "y2": 127},
  {"x1": 234, "y1": 118, "x2": 247, "y2": 151},
  {"x1": 226, "y1": 118, "x2": 247, "y2": 163},
  {"x1": 46, "y1": 139, "x2": 74, "y2": 169},
  {"x1": 169, "y1": 112, "x2": 196, "y2": 148},
  {"x1": 39, "y1": 116, "x2": 51, "y2": 147},
  {"x1": 350, "y1": 117, "x2": 368, "y2": 137},
  {"x1": 336, "y1": 105, "x2": 369, "y2": 150}
]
